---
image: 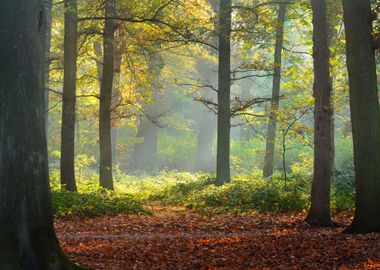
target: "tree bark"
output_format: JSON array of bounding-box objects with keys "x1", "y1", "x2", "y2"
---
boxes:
[
  {"x1": 99, "y1": 0, "x2": 117, "y2": 190},
  {"x1": 263, "y1": 2, "x2": 287, "y2": 178},
  {"x1": 305, "y1": 0, "x2": 334, "y2": 227},
  {"x1": 216, "y1": 0, "x2": 232, "y2": 186},
  {"x1": 111, "y1": 31, "x2": 125, "y2": 165},
  {"x1": 342, "y1": 0, "x2": 380, "y2": 234},
  {"x1": 60, "y1": 0, "x2": 78, "y2": 192},
  {"x1": 43, "y1": 0, "x2": 53, "y2": 138},
  {"x1": 0, "y1": 1, "x2": 78, "y2": 268}
]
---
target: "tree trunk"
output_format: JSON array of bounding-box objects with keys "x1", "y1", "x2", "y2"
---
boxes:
[
  {"x1": 131, "y1": 53, "x2": 164, "y2": 172},
  {"x1": 216, "y1": 0, "x2": 232, "y2": 186},
  {"x1": 60, "y1": 0, "x2": 78, "y2": 192},
  {"x1": 194, "y1": 58, "x2": 217, "y2": 172},
  {"x1": 0, "y1": 1, "x2": 78, "y2": 268},
  {"x1": 342, "y1": 0, "x2": 380, "y2": 234},
  {"x1": 195, "y1": 110, "x2": 216, "y2": 172},
  {"x1": 305, "y1": 0, "x2": 334, "y2": 227},
  {"x1": 43, "y1": 0, "x2": 53, "y2": 138},
  {"x1": 132, "y1": 118, "x2": 159, "y2": 171},
  {"x1": 263, "y1": 2, "x2": 287, "y2": 178},
  {"x1": 93, "y1": 41, "x2": 103, "y2": 84},
  {"x1": 99, "y1": 0, "x2": 117, "y2": 190},
  {"x1": 95, "y1": 32, "x2": 123, "y2": 168},
  {"x1": 111, "y1": 31, "x2": 125, "y2": 165}
]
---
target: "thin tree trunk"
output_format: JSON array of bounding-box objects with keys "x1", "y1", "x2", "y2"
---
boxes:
[
  {"x1": 305, "y1": 0, "x2": 334, "y2": 227},
  {"x1": 0, "y1": 1, "x2": 78, "y2": 268},
  {"x1": 43, "y1": 0, "x2": 53, "y2": 138},
  {"x1": 94, "y1": 41, "x2": 103, "y2": 83},
  {"x1": 216, "y1": 0, "x2": 232, "y2": 186},
  {"x1": 60, "y1": 0, "x2": 78, "y2": 192},
  {"x1": 342, "y1": 0, "x2": 380, "y2": 234},
  {"x1": 95, "y1": 34, "x2": 123, "y2": 167},
  {"x1": 99, "y1": 0, "x2": 117, "y2": 190},
  {"x1": 263, "y1": 2, "x2": 287, "y2": 178}
]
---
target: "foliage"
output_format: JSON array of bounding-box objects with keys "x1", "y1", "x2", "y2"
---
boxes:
[
  {"x1": 50, "y1": 168, "x2": 356, "y2": 217},
  {"x1": 149, "y1": 174, "x2": 215, "y2": 205},
  {"x1": 331, "y1": 165, "x2": 355, "y2": 212},
  {"x1": 51, "y1": 183, "x2": 147, "y2": 217},
  {"x1": 187, "y1": 174, "x2": 310, "y2": 213}
]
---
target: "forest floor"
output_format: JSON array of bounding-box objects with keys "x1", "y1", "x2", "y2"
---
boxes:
[{"x1": 56, "y1": 206, "x2": 380, "y2": 270}]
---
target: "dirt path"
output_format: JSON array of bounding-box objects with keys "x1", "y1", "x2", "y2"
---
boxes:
[{"x1": 56, "y1": 206, "x2": 380, "y2": 270}]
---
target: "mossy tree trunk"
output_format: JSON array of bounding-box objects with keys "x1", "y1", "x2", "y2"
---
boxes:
[
  {"x1": 60, "y1": 0, "x2": 78, "y2": 192},
  {"x1": 342, "y1": 0, "x2": 380, "y2": 234},
  {"x1": 0, "y1": 0, "x2": 79, "y2": 268},
  {"x1": 305, "y1": 0, "x2": 334, "y2": 227}
]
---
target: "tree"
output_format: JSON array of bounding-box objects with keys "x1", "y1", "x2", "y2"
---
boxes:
[
  {"x1": 305, "y1": 0, "x2": 334, "y2": 227},
  {"x1": 131, "y1": 52, "x2": 165, "y2": 172},
  {"x1": 43, "y1": 0, "x2": 53, "y2": 136},
  {"x1": 263, "y1": 2, "x2": 287, "y2": 178},
  {"x1": 61, "y1": 0, "x2": 78, "y2": 192},
  {"x1": 194, "y1": 58, "x2": 217, "y2": 172},
  {"x1": 342, "y1": 0, "x2": 380, "y2": 234},
  {"x1": 99, "y1": 0, "x2": 117, "y2": 190},
  {"x1": 0, "y1": 0, "x2": 78, "y2": 268},
  {"x1": 216, "y1": 0, "x2": 232, "y2": 186}
]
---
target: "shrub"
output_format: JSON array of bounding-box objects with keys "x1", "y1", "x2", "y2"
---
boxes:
[
  {"x1": 51, "y1": 190, "x2": 147, "y2": 217},
  {"x1": 149, "y1": 173, "x2": 215, "y2": 205},
  {"x1": 187, "y1": 175, "x2": 311, "y2": 213},
  {"x1": 331, "y1": 165, "x2": 355, "y2": 212}
]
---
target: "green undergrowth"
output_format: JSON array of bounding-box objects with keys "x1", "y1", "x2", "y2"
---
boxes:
[
  {"x1": 51, "y1": 190, "x2": 148, "y2": 217},
  {"x1": 49, "y1": 169, "x2": 355, "y2": 217}
]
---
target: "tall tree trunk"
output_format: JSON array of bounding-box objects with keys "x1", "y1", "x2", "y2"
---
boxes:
[
  {"x1": 194, "y1": 0, "x2": 219, "y2": 172},
  {"x1": 111, "y1": 31, "x2": 125, "y2": 165},
  {"x1": 0, "y1": 1, "x2": 78, "y2": 268},
  {"x1": 194, "y1": 58, "x2": 217, "y2": 172},
  {"x1": 94, "y1": 41, "x2": 103, "y2": 83},
  {"x1": 43, "y1": 0, "x2": 53, "y2": 138},
  {"x1": 195, "y1": 110, "x2": 216, "y2": 172},
  {"x1": 263, "y1": 2, "x2": 287, "y2": 178},
  {"x1": 131, "y1": 53, "x2": 163, "y2": 172},
  {"x1": 99, "y1": 0, "x2": 117, "y2": 190},
  {"x1": 94, "y1": 34, "x2": 124, "y2": 167},
  {"x1": 305, "y1": 0, "x2": 334, "y2": 227},
  {"x1": 216, "y1": 0, "x2": 232, "y2": 186},
  {"x1": 60, "y1": 0, "x2": 78, "y2": 192},
  {"x1": 342, "y1": 0, "x2": 380, "y2": 234}
]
